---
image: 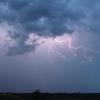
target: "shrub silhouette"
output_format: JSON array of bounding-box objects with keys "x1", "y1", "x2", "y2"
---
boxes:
[{"x1": 32, "y1": 89, "x2": 43, "y2": 99}]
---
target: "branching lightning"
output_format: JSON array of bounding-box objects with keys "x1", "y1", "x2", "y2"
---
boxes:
[
  {"x1": 26, "y1": 33, "x2": 100, "y2": 63},
  {"x1": 40, "y1": 34, "x2": 100, "y2": 63}
]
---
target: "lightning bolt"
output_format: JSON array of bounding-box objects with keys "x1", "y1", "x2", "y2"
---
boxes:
[
  {"x1": 27, "y1": 34, "x2": 100, "y2": 64},
  {"x1": 48, "y1": 35, "x2": 100, "y2": 63}
]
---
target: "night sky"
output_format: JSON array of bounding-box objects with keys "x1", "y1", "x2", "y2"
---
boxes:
[{"x1": 0, "y1": 0, "x2": 100, "y2": 93}]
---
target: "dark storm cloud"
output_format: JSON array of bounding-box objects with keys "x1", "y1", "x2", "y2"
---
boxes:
[
  {"x1": 71, "y1": 0, "x2": 100, "y2": 34},
  {"x1": 8, "y1": 45, "x2": 36, "y2": 55},
  {"x1": 0, "y1": 0, "x2": 85, "y2": 35},
  {"x1": 0, "y1": 0, "x2": 100, "y2": 55}
]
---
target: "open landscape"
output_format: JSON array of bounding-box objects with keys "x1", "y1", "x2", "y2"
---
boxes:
[
  {"x1": 1, "y1": 92, "x2": 100, "y2": 100},
  {"x1": 0, "y1": 0, "x2": 100, "y2": 99}
]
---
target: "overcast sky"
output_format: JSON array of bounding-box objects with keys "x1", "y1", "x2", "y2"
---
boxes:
[{"x1": 0, "y1": 0, "x2": 100, "y2": 93}]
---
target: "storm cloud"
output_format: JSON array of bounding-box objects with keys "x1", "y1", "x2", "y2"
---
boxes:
[{"x1": 0, "y1": 0, "x2": 100, "y2": 55}]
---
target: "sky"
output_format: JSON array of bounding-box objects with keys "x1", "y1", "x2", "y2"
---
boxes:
[{"x1": 0, "y1": 0, "x2": 100, "y2": 93}]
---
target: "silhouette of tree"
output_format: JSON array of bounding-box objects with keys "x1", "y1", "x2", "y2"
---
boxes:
[{"x1": 32, "y1": 89, "x2": 41, "y2": 100}]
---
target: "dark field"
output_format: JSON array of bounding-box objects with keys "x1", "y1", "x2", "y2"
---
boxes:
[{"x1": 0, "y1": 92, "x2": 100, "y2": 100}]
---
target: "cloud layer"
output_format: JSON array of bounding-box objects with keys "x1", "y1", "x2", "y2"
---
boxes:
[{"x1": 0, "y1": 0, "x2": 100, "y2": 55}]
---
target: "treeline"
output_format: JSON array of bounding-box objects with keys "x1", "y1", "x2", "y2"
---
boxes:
[{"x1": 1, "y1": 90, "x2": 100, "y2": 100}]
